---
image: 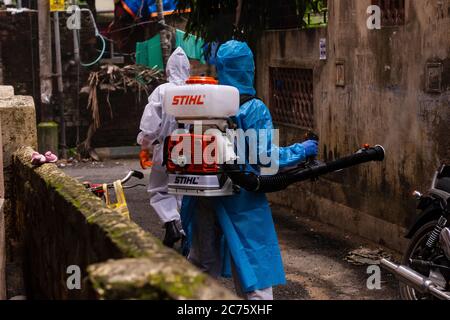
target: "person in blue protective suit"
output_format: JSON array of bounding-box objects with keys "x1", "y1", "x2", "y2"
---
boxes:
[{"x1": 181, "y1": 40, "x2": 318, "y2": 300}]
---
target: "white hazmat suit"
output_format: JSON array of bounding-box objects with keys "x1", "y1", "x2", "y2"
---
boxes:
[{"x1": 137, "y1": 47, "x2": 190, "y2": 226}]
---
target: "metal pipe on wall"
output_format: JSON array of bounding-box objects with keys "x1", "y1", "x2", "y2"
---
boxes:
[
  {"x1": 38, "y1": 0, "x2": 53, "y2": 121},
  {"x1": 72, "y1": 0, "x2": 81, "y2": 145},
  {"x1": 53, "y1": 12, "x2": 67, "y2": 159}
]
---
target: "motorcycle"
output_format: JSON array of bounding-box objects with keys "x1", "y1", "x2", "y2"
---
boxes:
[{"x1": 381, "y1": 164, "x2": 450, "y2": 300}]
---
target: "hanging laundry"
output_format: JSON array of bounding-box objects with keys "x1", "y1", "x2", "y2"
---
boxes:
[
  {"x1": 175, "y1": 29, "x2": 206, "y2": 64},
  {"x1": 135, "y1": 34, "x2": 164, "y2": 70}
]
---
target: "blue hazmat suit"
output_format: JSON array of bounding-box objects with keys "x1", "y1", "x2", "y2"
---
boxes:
[{"x1": 181, "y1": 40, "x2": 315, "y2": 293}]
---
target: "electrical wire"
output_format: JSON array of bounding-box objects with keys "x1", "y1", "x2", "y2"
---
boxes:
[
  {"x1": 77, "y1": 8, "x2": 107, "y2": 67},
  {"x1": 80, "y1": 33, "x2": 106, "y2": 67},
  {"x1": 106, "y1": 19, "x2": 164, "y2": 34}
]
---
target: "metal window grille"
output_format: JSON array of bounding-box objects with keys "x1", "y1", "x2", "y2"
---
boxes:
[
  {"x1": 373, "y1": 0, "x2": 405, "y2": 26},
  {"x1": 269, "y1": 67, "x2": 314, "y2": 129}
]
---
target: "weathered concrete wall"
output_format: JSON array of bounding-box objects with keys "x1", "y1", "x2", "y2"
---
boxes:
[
  {"x1": 256, "y1": 0, "x2": 450, "y2": 252},
  {"x1": 8, "y1": 147, "x2": 235, "y2": 300},
  {"x1": 0, "y1": 86, "x2": 37, "y2": 168},
  {"x1": 0, "y1": 85, "x2": 37, "y2": 299}
]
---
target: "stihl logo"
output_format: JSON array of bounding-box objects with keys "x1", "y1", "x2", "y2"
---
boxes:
[
  {"x1": 172, "y1": 95, "x2": 205, "y2": 106},
  {"x1": 174, "y1": 176, "x2": 200, "y2": 185}
]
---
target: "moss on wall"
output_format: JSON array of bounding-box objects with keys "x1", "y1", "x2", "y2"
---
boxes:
[{"x1": 9, "y1": 146, "x2": 236, "y2": 300}]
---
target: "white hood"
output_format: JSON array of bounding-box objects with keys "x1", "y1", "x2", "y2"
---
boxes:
[{"x1": 166, "y1": 47, "x2": 190, "y2": 85}]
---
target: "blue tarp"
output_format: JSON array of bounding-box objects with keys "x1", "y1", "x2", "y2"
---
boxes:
[
  {"x1": 148, "y1": 0, "x2": 178, "y2": 14},
  {"x1": 121, "y1": 0, "x2": 179, "y2": 19}
]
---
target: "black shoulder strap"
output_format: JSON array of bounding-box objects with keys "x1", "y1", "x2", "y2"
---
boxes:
[{"x1": 239, "y1": 94, "x2": 260, "y2": 106}]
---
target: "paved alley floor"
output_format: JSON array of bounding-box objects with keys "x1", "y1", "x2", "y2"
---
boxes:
[{"x1": 61, "y1": 158, "x2": 400, "y2": 300}]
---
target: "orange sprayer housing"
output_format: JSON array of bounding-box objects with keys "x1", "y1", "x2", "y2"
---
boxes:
[{"x1": 186, "y1": 76, "x2": 219, "y2": 85}]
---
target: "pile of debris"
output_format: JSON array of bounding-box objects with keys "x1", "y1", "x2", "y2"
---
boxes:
[
  {"x1": 79, "y1": 64, "x2": 164, "y2": 160},
  {"x1": 345, "y1": 247, "x2": 393, "y2": 266},
  {"x1": 82, "y1": 64, "x2": 164, "y2": 129}
]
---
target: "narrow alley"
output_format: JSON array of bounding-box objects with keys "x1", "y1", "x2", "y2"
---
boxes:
[{"x1": 62, "y1": 159, "x2": 400, "y2": 300}]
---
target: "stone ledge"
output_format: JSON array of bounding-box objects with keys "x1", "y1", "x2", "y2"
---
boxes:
[
  {"x1": 0, "y1": 86, "x2": 14, "y2": 100},
  {"x1": 88, "y1": 258, "x2": 237, "y2": 300}
]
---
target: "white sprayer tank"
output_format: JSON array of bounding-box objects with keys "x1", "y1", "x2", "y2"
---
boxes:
[{"x1": 164, "y1": 84, "x2": 240, "y2": 120}]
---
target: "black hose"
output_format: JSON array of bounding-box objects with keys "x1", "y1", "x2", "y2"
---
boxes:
[{"x1": 226, "y1": 145, "x2": 385, "y2": 194}]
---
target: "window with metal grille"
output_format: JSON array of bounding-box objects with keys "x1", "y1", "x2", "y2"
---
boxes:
[
  {"x1": 269, "y1": 67, "x2": 314, "y2": 129},
  {"x1": 372, "y1": 0, "x2": 405, "y2": 26}
]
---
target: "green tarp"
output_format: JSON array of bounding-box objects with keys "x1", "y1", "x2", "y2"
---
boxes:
[
  {"x1": 175, "y1": 29, "x2": 206, "y2": 64},
  {"x1": 135, "y1": 34, "x2": 164, "y2": 70},
  {"x1": 136, "y1": 30, "x2": 206, "y2": 70}
]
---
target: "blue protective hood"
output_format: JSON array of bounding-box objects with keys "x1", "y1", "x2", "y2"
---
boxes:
[{"x1": 216, "y1": 41, "x2": 256, "y2": 96}]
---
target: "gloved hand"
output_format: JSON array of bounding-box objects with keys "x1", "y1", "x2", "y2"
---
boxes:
[
  {"x1": 163, "y1": 220, "x2": 185, "y2": 248},
  {"x1": 139, "y1": 149, "x2": 153, "y2": 169},
  {"x1": 302, "y1": 140, "x2": 319, "y2": 158}
]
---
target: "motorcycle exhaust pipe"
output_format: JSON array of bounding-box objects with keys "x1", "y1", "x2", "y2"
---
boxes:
[{"x1": 380, "y1": 259, "x2": 450, "y2": 300}]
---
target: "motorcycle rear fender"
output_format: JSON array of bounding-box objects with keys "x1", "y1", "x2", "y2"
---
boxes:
[{"x1": 406, "y1": 199, "x2": 441, "y2": 239}]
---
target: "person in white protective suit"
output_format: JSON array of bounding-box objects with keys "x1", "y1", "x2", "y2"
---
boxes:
[{"x1": 137, "y1": 47, "x2": 190, "y2": 247}]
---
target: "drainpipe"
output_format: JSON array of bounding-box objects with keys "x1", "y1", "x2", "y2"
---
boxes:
[
  {"x1": 71, "y1": 0, "x2": 81, "y2": 145},
  {"x1": 71, "y1": 0, "x2": 80, "y2": 63},
  {"x1": 53, "y1": 12, "x2": 67, "y2": 159},
  {"x1": 37, "y1": 0, "x2": 59, "y2": 154},
  {"x1": 156, "y1": 0, "x2": 171, "y2": 66}
]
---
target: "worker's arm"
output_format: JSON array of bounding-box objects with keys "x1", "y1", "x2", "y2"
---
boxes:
[
  {"x1": 137, "y1": 86, "x2": 163, "y2": 150},
  {"x1": 237, "y1": 99, "x2": 318, "y2": 169}
]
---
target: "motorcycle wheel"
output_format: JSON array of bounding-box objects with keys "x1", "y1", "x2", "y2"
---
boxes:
[{"x1": 399, "y1": 220, "x2": 438, "y2": 300}]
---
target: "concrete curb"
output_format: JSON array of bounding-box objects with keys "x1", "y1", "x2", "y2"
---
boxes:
[{"x1": 95, "y1": 146, "x2": 140, "y2": 160}]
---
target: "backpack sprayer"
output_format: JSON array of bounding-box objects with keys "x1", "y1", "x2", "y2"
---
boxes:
[{"x1": 163, "y1": 77, "x2": 385, "y2": 197}]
